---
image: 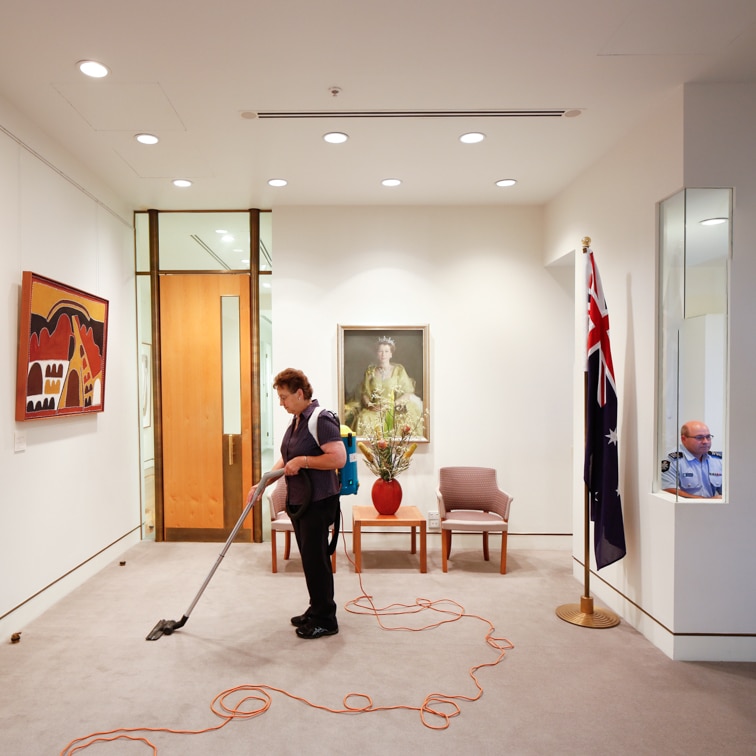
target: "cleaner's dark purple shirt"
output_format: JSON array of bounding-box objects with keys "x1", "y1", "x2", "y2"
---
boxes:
[{"x1": 281, "y1": 399, "x2": 341, "y2": 504}]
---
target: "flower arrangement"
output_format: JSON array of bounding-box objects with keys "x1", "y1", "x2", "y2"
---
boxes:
[{"x1": 356, "y1": 389, "x2": 422, "y2": 481}]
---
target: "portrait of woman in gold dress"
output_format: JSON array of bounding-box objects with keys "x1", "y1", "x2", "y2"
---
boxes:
[{"x1": 342, "y1": 333, "x2": 426, "y2": 439}]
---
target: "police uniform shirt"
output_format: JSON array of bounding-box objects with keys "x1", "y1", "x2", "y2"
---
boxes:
[{"x1": 661, "y1": 448, "x2": 723, "y2": 497}]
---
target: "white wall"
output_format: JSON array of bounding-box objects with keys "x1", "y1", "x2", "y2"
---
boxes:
[
  {"x1": 0, "y1": 97, "x2": 141, "y2": 637},
  {"x1": 546, "y1": 86, "x2": 756, "y2": 660},
  {"x1": 673, "y1": 83, "x2": 756, "y2": 657},
  {"x1": 271, "y1": 205, "x2": 575, "y2": 538},
  {"x1": 3, "y1": 78, "x2": 753, "y2": 661}
]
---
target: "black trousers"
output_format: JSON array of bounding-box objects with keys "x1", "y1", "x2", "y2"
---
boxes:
[{"x1": 291, "y1": 494, "x2": 340, "y2": 628}]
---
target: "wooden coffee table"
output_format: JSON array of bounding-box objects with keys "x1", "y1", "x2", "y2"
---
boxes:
[{"x1": 352, "y1": 505, "x2": 427, "y2": 573}]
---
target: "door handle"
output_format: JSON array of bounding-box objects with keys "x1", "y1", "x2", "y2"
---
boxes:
[{"x1": 228, "y1": 435, "x2": 234, "y2": 466}]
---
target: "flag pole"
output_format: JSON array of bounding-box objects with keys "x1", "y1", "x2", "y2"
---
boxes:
[{"x1": 555, "y1": 237, "x2": 620, "y2": 629}]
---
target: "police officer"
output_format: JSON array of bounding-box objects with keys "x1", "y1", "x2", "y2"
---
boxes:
[{"x1": 661, "y1": 420, "x2": 722, "y2": 498}]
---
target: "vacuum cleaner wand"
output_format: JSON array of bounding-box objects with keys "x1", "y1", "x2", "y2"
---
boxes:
[{"x1": 146, "y1": 468, "x2": 285, "y2": 641}]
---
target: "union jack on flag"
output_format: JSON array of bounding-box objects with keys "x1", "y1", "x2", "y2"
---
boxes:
[{"x1": 583, "y1": 248, "x2": 626, "y2": 570}]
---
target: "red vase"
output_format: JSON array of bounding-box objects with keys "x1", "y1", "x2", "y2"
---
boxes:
[{"x1": 371, "y1": 478, "x2": 403, "y2": 515}]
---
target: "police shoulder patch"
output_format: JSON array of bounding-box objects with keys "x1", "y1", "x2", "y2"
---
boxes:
[
  {"x1": 661, "y1": 460, "x2": 670, "y2": 472},
  {"x1": 668, "y1": 451, "x2": 683, "y2": 459}
]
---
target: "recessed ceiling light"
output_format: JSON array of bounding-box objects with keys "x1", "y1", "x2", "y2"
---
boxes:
[
  {"x1": 699, "y1": 217, "x2": 728, "y2": 226},
  {"x1": 221, "y1": 234, "x2": 234, "y2": 242},
  {"x1": 172, "y1": 179, "x2": 192, "y2": 188},
  {"x1": 135, "y1": 133, "x2": 159, "y2": 145},
  {"x1": 381, "y1": 178, "x2": 402, "y2": 187},
  {"x1": 268, "y1": 178, "x2": 288, "y2": 187},
  {"x1": 495, "y1": 179, "x2": 517, "y2": 187},
  {"x1": 460, "y1": 132, "x2": 485, "y2": 144},
  {"x1": 215, "y1": 229, "x2": 228, "y2": 234},
  {"x1": 323, "y1": 132, "x2": 348, "y2": 144},
  {"x1": 77, "y1": 60, "x2": 110, "y2": 78}
]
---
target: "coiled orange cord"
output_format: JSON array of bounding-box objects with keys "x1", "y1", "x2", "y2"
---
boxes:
[{"x1": 61, "y1": 515, "x2": 514, "y2": 754}]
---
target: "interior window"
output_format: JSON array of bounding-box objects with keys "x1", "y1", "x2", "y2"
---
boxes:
[{"x1": 657, "y1": 188, "x2": 730, "y2": 500}]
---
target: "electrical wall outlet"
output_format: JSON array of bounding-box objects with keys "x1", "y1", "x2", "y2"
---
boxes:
[
  {"x1": 428, "y1": 511, "x2": 440, "y2": 530},
  {"x1": 14, "y1": 431, "x2": 27, "y2": 452}
]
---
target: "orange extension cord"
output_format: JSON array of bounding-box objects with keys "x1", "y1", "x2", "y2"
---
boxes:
[{"x1": 60, "y1": 516, "x2": 514, "y2": 754}]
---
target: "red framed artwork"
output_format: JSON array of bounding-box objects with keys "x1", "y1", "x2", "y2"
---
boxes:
[{"x1": 15, "y1": 272, "x2": 109, "y2": 421}]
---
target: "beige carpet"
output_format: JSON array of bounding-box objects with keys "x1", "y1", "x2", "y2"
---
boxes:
[{"x1": 1, "y1": 535, "x2": 754, "y2": 755}]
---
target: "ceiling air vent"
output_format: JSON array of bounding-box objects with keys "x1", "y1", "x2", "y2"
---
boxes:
[{"x1": 251, "y1": 109, "x2": 569, "y2": 119}]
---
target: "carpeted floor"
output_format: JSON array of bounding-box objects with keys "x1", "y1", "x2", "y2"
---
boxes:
[{"x1": 1, "y1": 535, "x2": 754, "y2": 755}]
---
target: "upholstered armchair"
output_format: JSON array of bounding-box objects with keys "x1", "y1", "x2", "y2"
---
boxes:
[{"x1": 436, "y1": 466, "x2": 513, "y2": 574}]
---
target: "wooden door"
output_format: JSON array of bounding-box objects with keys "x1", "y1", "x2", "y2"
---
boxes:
[{"x1": 160, "y1": 274, "x2": 253, "y2": 541}]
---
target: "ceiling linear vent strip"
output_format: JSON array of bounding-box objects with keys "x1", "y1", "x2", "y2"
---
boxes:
[{"x1": 254, "y1": 109, "x2": 568, "y2": 119}]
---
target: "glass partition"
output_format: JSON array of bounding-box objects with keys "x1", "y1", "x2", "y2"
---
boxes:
[
  {"x1": 135, "y1": 211, "x2": 150, "y2": 273},
  {"x1": 657, "y1": 188, "x2": 730, "y2": 500},
  {"x1": 134, "y1": 209, "x2": 274, "y2": 542},
  {"x1": 135, "y1": 271, "x2": 156, "y2": 538},
  {"x1": 259, "y1": 211, "x2": 274, "y2": 475},
  {"x1": 260, "y1": 210, "x2": 272, "y2": 271},
  {"x1": 158, "y1": 212, "x2": 252, "y2": 271}
]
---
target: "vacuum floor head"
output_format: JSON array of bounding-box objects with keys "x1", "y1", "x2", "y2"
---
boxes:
[{"x1": 146, "y1": 616, "x2": 186, "y2": 641}]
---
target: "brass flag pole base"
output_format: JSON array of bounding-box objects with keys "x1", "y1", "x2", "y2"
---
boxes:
[{"x1": 556, "y1": 595, "x2": 620, "y2": 629}]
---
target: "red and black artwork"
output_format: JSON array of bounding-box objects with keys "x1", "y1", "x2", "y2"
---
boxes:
[{"x1": 16, "y1": 272, "x2": 109, "y2": 421}]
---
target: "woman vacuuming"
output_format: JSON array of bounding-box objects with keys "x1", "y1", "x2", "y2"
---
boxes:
[{"x1": 260, "y1": 368, "x2": 345, "y2": 639}]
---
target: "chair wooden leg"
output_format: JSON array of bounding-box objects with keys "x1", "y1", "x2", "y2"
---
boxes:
[
  {"x1": 483, "y1": 532, "x2": 490, "y2": 561},
  {"x1": 284, "y1": 531, "x2": 291, "y2": 560},
  {"x1": 441, "y1": 530, "x2": 450, "y2": 572},
  {"x1": 271, "y1": 531, "x2": 278, "y2": 573},
  {"x1": 500, "y1": 532, "x2": 508, "y2": 574}
]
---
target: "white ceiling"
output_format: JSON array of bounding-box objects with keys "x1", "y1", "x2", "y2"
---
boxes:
[{"x1": 1, "y1": 0, "x2": 756, "y2": 211}]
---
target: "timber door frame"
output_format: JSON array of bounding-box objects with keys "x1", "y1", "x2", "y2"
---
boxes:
[{"x1": 146, "y1": 209, "x2": 263, "y2": 542}]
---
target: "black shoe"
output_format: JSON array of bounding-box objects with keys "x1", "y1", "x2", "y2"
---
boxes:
[
  {"x1": 295, "y1": 623, "x2": 339, "y2": 639},
  {"x1": 290, "y1": 612, "x2": 311, "y2": 627}
]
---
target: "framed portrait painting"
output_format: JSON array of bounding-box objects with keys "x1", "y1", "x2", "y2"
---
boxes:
[
  {"x1": 15, "y1": 271, "x2": 109, "y2": 421},
  {"x1": 338, "y1": 325, "x2": 429, "y2": 442}
]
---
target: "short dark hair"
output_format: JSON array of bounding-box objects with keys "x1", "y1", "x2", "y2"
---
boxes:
[{"x1": 273, "y1": 368, "x2": 313, "y2": 399}]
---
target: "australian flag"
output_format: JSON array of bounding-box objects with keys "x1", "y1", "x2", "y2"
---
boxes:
[{"x1": 584, "y1": 248, "x2": 626, "y2": 570}]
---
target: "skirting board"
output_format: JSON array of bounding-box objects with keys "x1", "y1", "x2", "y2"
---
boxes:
[
  {"x1": 0, "y1": 531, "x2": 140, "y2": 639},
  {"x1": 572, "y1": 561, "x2": 756, "y2": 662}
]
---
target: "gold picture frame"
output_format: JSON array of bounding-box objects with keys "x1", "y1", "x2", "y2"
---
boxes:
[{"x1": 337, "y1": 325, "x2": 429, "y2": 443}]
